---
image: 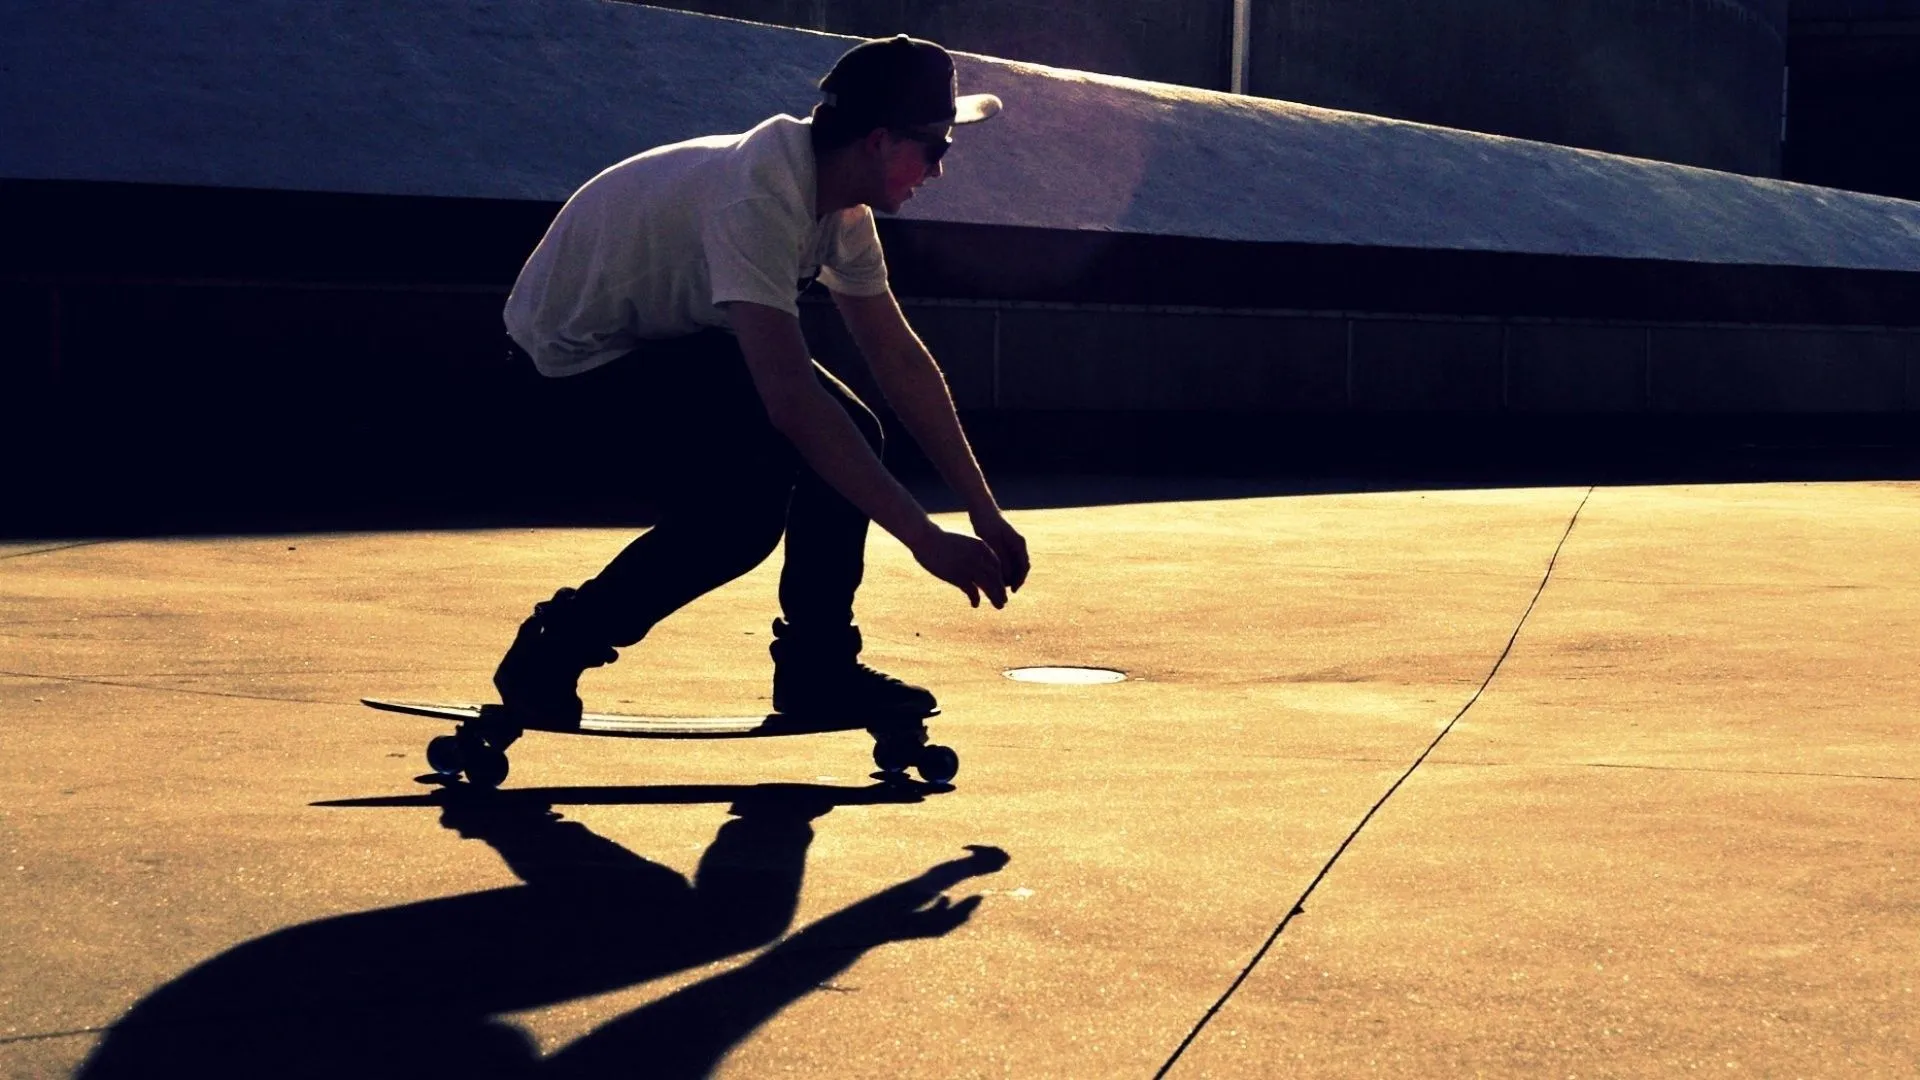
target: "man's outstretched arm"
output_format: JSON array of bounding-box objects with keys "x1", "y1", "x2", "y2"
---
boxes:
[
  {"x1": 727, "y1": 301, "x2": 1009, "y2": 608},
  {"x1": 832, "y1": 288, "x2": 1030, "y2": 592}
]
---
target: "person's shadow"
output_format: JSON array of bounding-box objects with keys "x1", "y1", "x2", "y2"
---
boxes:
[{"x1": 77, "y1": 782, "x2": 1008, "y2": 1079}]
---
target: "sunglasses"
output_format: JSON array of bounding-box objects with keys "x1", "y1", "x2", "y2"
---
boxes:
[{"x1": 892, "y1": 128, "x2": 953, "y2": 167}]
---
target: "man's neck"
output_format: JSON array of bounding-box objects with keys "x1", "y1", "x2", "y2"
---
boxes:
[{"x1": 813, "y1": 146, "x2": 864, "y2": 219}]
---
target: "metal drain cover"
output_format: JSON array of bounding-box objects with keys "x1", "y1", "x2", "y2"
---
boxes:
[{"x1": 1002, "y1": 666, "x2": 1127, "y2": 685}]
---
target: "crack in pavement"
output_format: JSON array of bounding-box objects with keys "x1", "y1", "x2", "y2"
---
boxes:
[
  {"x1": 1423, "y1": 756, "x2": 1917, "y2": 783},
  {"x1": 1567, "y1": 760, "x2": 1915, "y2": 783},
  {"x1": 1154, "y1": 486, "x2": 1595, "y2": 1079},
  {"x1": 0, "y1": 1027, "x2": 109, "y2": 1046},
  {"x1": 0, "y1": 669, "x2": 336, "y2": 707}
]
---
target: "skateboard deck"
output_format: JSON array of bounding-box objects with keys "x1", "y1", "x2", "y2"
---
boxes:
[{"x1": 362, "y1": 698, "x2": 955, "y2": 789}]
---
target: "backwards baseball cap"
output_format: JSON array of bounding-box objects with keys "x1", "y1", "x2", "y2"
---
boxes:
[{"x1": 819, "y1": 35, "x2": 1003, "y2": 129}]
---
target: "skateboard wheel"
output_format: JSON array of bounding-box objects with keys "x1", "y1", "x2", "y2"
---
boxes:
[
  {"x1": 872, "y1": 738, "x2": 918, "y2": 775},
  {"x1": 916, "y1": 744, "x2": 959, "y2": 785},
  {"x1": 425, "y1": 734, "x2": 463, "y2": 776},
  {"x1": 463, "y1": 744, "x2": 510, "y2": 789}
]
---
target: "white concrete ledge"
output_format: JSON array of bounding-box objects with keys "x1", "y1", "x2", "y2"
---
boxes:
[{"x1": 6, "y1": 0, "x2": 1920, "y2": 272}]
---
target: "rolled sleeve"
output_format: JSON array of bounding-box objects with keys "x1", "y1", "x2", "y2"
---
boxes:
[
  {"x1": 704, "y1": 197, "x2": 806, "y2": 317},
  {"x1": 817, "y1": 207, "x2": 890, "y2": 297}
]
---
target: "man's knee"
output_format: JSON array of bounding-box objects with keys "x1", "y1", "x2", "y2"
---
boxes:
[{"x1": 702, "y1": 497, "x2": 789, "y2": 572}]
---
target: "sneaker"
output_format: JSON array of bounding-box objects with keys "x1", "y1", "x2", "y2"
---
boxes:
[
  {"x1": 768, "y1": 618, "x2": 937, "y2": 717},
  {"x1": 492, "y1": 587, "x2": 618, "y2": 729}
]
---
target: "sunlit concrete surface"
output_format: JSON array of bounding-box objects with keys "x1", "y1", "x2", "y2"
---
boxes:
[{"x1": 1, "y1": 482, "x2": 1915, "y2": 1076}]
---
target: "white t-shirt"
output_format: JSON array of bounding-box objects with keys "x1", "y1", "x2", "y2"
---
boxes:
[{"x1": 504, "y1": 114, "x2": 891, "y2": 377}]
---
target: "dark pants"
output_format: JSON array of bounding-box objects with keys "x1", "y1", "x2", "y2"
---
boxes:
[{"x1": 513, "y1": 331, "x2": 883, "y2": 650}]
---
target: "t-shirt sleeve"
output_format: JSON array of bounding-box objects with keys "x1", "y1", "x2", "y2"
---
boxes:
[
  {"x1": 816, "y1": 207, "x2": 890, "y2": 297},
  {"x1": 704, "y1": 196, "x2": 808, "y2": 317}
]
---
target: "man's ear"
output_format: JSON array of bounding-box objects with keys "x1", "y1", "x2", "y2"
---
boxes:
[{"x1": 860, "y1": 126, "x2": 891, "y2": 156}]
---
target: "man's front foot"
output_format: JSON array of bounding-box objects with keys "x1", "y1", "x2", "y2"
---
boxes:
[{"x1": 768, "y1": 618, "x2": 937, "y2": 717}]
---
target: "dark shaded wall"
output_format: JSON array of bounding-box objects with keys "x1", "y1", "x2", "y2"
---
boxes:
[
  {"x1": 1246, "y1": 0, "x2": 1790, "y2": 176},
  {"x1": 638, "y1": 0, "x2": 1790, "y2": 176},
  {"x1": 1784, "y1": 0, "x2": 1920, "y2": 199},
  {"x1": 7, "y1": 180, "x2": 1920, "y2": 535},
  {"x1": 0, "y1": 183, "x2": 556, "y2": 533}
]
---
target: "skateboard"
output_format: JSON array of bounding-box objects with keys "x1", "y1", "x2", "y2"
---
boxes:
[{"x1": 361, "y1": 698, "x2": 957, "y2": 790}]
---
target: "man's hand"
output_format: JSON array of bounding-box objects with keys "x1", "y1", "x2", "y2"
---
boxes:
[
  {"x1": 968, "y1": 509, "x2": 1030, "y2": 593},
  {"x1": 836, "y1": 289, "x2": 1029, "y2": 595},
  {"x1": 909, "y1": 527, "x2": 1008, "y2": 609}
]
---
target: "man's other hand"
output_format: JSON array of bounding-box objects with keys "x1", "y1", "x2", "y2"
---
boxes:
[
  {"x1": 909, "y1": 527, "x2": 1008, "y2": 609},
  {"x1": 968, "y1": 509, "x2": 1030, "y2": 593}
]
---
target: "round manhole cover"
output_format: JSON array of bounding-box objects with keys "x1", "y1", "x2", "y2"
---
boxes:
[{"x1": 1002, "y1": 666, "x2": 1127, "y2": 685}]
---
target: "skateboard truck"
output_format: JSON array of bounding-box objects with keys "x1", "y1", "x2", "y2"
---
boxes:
[
  {"x1": 867, "y1": 718, "x2": 959, "y2": 785},
  {"x1": 422, "y1": 706, "x2": 523, "y2": 789}
]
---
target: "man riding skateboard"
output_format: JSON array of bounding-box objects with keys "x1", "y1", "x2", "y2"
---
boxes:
[{"x1": 494, "y1": 34, "x2": 1030, "y2": 729}]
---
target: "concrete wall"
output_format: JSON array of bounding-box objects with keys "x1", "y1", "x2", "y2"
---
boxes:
[
  {"x1": 12, "y1": 1, "x2": 1917, "y2": 273},
  {"x1": 10, "y1": 266, "x2": 1915, "y2": 421},
  {"x1": 803, "y1": 299, "x2": 1920, "y2": 416},
  {"x1": 8, "y1": 270, "x2": 1917, "y2": 533},
  {"x1": 641, "y1": 0, "x2": 1791, "y2": 176}
]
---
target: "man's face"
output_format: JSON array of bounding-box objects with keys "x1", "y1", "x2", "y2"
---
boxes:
[{"x1": 870, "y1": 124, "x2": 951, "y2": 214}]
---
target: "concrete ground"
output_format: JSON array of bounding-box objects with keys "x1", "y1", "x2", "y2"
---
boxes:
[{"x1": 2, "y1": 479, "x2": 1915, "y2": 1077}]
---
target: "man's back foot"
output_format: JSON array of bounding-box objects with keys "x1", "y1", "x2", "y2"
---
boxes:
[{"x1": 492, "y1": 586, "x2": 619, "y2": 731}]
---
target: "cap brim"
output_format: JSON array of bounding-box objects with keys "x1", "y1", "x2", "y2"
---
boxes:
[{"x1": 953, "y1": 93, "x2": 1003, "y2": 124}]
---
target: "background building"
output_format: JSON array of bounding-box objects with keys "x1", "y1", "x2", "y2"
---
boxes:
[
  {"x1": 1784, "y1": 0, "x2": 1920, "y2": 200},
  {"x1": 3, "y1": 0, "x2": 1918, "y2": 533},
  {"x1": 648, "y1": 0, "x2": 1918, "y2": 194}
]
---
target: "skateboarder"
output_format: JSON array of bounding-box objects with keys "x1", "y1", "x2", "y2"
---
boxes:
[{"x1": 493, "y1": 35, "x2": 1030, "y2": 728}]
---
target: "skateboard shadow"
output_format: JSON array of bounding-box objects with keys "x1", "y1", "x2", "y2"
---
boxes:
[
  {"x1": 312, "y1": 780, "x2": 947, "y2": 810},
  {"x1": 76, "y1": 782, "x2": 1007, "y2": 1080}
]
